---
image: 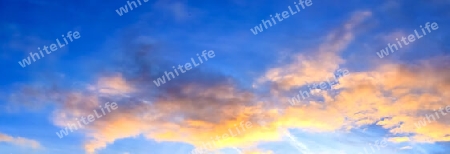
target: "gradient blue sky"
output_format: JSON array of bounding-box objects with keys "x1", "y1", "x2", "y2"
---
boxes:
[{"x1": 1, "y1": 0, "x2": 450, "y2": 154}]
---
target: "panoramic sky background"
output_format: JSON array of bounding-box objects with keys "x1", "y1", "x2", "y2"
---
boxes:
[{"x1": 1, "y1": 0, "x2": 450, "y2": 153}]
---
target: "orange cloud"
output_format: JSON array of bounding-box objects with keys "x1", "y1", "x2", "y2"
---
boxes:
[
  {"x1": 258, "y1": 11, "x2": 372, "y2": 91},
  {"x1": 11, "y1": 9, "x2": 450, "y2": 154}
]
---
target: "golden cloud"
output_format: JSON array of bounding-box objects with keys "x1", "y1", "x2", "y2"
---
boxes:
[{"x1": 12, "y1": 9, "x2": 450, "y2": 154}]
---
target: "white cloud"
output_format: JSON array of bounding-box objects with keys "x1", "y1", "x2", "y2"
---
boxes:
[{"x1": 0, "y1": 132, "x2": 42, "y2": 149}]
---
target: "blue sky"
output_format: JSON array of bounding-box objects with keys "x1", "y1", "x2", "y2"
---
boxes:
[{"x1": 1, "y1": 0, "x2": 450, "y2": 154}]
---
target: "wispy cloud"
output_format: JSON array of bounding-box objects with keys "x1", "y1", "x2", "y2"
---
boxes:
[{"x1": 0, "y1": 132, "x2": 42, "y2": 149}]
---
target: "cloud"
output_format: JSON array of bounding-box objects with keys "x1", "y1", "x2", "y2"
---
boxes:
[
  {"x1": 153, "y1": 0, "x2": 195, "y2": 22},
  {"x1": 29, "y1": 39, "x2": 264, "y2": 153},
  {"x1": 6, "y1": 10, "x2": 377, "y2": 153},
  {"x1": 253, "y1": 8, "x2": 450, "y2": 149},
  {"x1": 399, "y1": 146, "x2": 413, "y2": 150},
  {"x1": 96, "y1": 74, "x2": 135, "y2": 95},
  {"x1": 76, "y1": 10, "x2": 378, "y2": 153},
  {"x1": 257, "y1": 11, "x2": 372, "y2": 91},
  {"x1": 78, "y1": 83, "x2": 262, "y2": 153},
  {"x1": 7, "y1": 9, "x2": 450, "y2": 154},
  {"x1": 270, "y1": 55, "x2": 450, "y2": 144},
  {"x1": 0, "y1": 132, "x2": 41, "y2": 149},
  {"x1": 388, "y1": 137, "x2": 410, "y2": 143}
]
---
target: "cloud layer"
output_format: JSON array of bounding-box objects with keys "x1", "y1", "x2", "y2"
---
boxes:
[{"x1": 6, "y1": 9, "x2": 450, "y2": 154}]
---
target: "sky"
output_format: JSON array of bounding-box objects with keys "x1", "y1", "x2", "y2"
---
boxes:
[{"x1": 1, "y1": 0, "x2": 450, "y2": 153}]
